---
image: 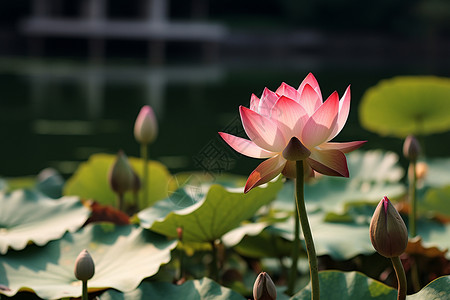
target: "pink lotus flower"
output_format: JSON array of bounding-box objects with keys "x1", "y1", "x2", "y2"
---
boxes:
[{"x1": 219, "y1": 73, "x2": 366, "y2": 193}]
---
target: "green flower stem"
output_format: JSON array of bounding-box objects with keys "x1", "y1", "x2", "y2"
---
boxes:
[
  {"x1": 391, "y1": 256, "x2": 407, "y2": 300},
  {"x1": 82, "y1": 280, "x2": 88, "y2": 300},
  {"x1": 409, "y1": 160, "x2": 417, "y2": 237},
  {"x1": 140, "y1": 143, "x2": 149, "y2": 210},
  {"x1": 210, "y1": 240, "x2": 219, "y2": 282},
  {"x1": 295, "y1": 161, "x2": 319, "y2": 300},
  {"x1": 408, "y1": 160, "x2": 421, "y2": 291},
  {"x1": 117, "y1": 193, "x2": 124, "y2": 211},
  {"x1": 287, "y1": 200, "x2": 301, "y2": 295}
]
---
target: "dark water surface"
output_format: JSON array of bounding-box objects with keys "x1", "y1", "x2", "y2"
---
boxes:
[{"x1": 0, "y1": 57, "x2": 449, "y2": 178}]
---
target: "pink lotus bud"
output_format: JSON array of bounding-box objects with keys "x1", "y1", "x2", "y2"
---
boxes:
[
  {"x1": 403, "y1": 135, "x2": 421, "y2": 161},
  {"x1": 134, "y1": 105, "x2": 158, "y2": 145},
  {"x1": 108, "y1": 150, "x2": 134, "y2": 196},
  {"x1": 282, "y1": 137, "x2": 311, "y2": 161},
  {"x1": 74, "y1": 249, "x2": 95, "y2": 281},
  {"x1": 370, "y1": 196, "x2": 408, "y2": 258},
  {"x1": 253, "y1": 272, "x2": 277, "y2": 300}
]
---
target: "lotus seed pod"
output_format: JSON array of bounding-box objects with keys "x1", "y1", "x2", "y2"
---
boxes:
[
  {"x1": 134, "y1": 105, "x2": 158, "y2": 145},
  {"x1": 253, "y1": 272, "x2": 277, "y2": 300},
  {"x1": 403, "y1": 135, "x2": 421, "y2": 161},
  {"x1": 370, "y1": 196, "x2": 408, "y2": 258},
  {"x1": 108, "y1": 150, "x2": 134, "y2": 196},
  {"x1": 74, "y1": 249, "x2": 95, "y2": 281}
]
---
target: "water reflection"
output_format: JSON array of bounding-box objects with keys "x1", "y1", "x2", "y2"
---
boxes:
[{"x1": 0, "y1": 58, "x2": 448, "y2": 179}]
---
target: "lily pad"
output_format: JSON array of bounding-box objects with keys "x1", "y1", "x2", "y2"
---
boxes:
[
  {"x1": 98, "y1": 277, "x2": 245, "y2": 300},
  {"x1": 359, "y1": 76, "x2": 450, "y2": 137},
  {"x1": 292, "y1": 271, "x2": 450, "y2": 299},
  {"x1": 0, "y1": 189, "x2": 90, "y2": 254},
  {"x1": 64, "y1": 153, "x2": 171, "y2": 209},
  {"x1": 0, "y1": 224, "x2": 177, "y2": 299},
  {"x1": 138, "y1": 176, "x2": 283, "y2": 243}
]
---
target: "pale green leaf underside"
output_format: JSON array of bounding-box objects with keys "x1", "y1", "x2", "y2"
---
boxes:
[
  {"x1": 0, "y1": 189, "x2": 89, "y2": 254},
  {"x1": 0, "y1": 224, "x2": 176, "y2": 299}
]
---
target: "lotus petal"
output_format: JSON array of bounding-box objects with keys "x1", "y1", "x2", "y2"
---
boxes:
[
  {"x1": 245, "y1": 155, "x2": 286, "y2": 193},
  {"x1": 240, "y1": 106, "x2": 286, "y2": 152},
  {"x1": 219, "y1": 132, "x2": 275, "y2": 158},
  {"x1": 308, "y1": 149, "x2": 349, "y2": 177},
  {"x1": 301, "y1": 92, "x2": 339, "y2": 148}
]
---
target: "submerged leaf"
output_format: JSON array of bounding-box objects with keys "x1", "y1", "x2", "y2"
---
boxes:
[{"x1": 0, "y1": 224, "x2": 177, "y2": 299}]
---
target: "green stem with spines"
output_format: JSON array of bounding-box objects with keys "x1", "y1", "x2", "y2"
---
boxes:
[{"x1": 295, "y1": 161, "x2": 319, "y2": 300}]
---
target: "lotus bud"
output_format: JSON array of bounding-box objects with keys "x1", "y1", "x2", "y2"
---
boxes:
[
  {"x1": 282, "y1": 137, "x2": 311, "y2": 161},
  {"x1": 253, "y1": 272, "x2": 277, "y2": 300},
  {"x1": 403, "y1": 135, "x2": 421, "y2": 161},
  {"x1": 370, "y1": 196, "x2": 408, "y2": 258},
  {"x1": 108, "y1": 150, "x2": 134, "y2": 196},
  {"x1": 74, "y1": 249, "x2": 95, "y2": 281},
  {"x1": 134, "y1": 105, "x2": 158, "y2": 145}
]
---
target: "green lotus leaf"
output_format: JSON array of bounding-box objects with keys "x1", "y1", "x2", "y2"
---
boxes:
[
  {"x1": 98, "y1": 277, "x2": 245, "y2": 300},
  {"x1": 292, "y1": 271, "x2": 397, "y2": 299},
  {"x1": 273, "y1": 150, "x2": 405, "y2": 214},
  {"x1": 270, "y1": 210, "x2": 374, "y2": 260},
  {"x1": 0, "y1": 224, "x2": 177, "y2": 299},
  {"x1": 419, "y1": 185, "x2": 450, "y2": 220},
  {"x1": 222, "y1": 222, "x2": 269, "y2": 248},
  {"x1": 292, "y1": 271, "x2": 450, "y2": 299},
  {"x1": 408, "y1": 275, "x2": 450, "y2": 300},
  {"x1": 416, "y1": 218, "x2": 450, "y2": 259},
  {"x1": 64, "y1": 153, "x2": 171, "y2": 209},
  {"x1": 422, "y1": 158, "x2": 450, "y2": 188},
  {"x1": 359, "y1": 76, "x2": 450, "y2": 137},
  {"x1": 138, "y1": 176, "x2": 283, "y2": 243},
  {"x1": 0, "y1": 189, "x2": 89, "y2": 254}
]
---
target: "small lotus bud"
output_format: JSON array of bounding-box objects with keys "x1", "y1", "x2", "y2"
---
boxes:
[
  {"x1": 403, "y1": 135, "x2": 421, "y2": 161},
  {"x1": 108, "y1": 150, "x2": 134, "y2": 196},
  {"x1": 253, "y1": 272, "x2": 277, "y2": 300},
  {"x1": 370, "y1": 196, "x2": 408, "y2": 258},
  {"x1": 282, "y1": 137, "x2": 311, "y2": 161},
  {"x1": 74, "y1": 249, "x2": 95, "y2": 281},
  {"x1": 134, "y1": 105, "x2": 158, "y2": 145}
]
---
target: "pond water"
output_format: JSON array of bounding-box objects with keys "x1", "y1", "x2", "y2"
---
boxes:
[{"x1": 0, "y1": 56, "x2": 449, "y2": 179}]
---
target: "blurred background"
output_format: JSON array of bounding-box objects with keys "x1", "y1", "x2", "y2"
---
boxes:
[{"x1": 0, "y1": 0, "x2": 449, "y2": 178}]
